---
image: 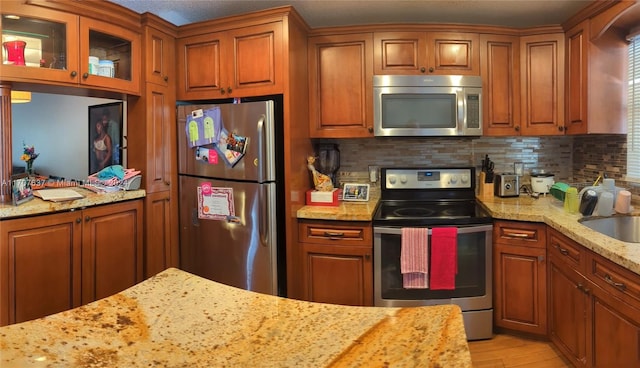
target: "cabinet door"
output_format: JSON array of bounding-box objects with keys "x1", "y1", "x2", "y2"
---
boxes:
[
  {"x1": 144, "y1": 191, "x2": 179, "y2": 278},
  {"x1": 144, "y1": 83, "x2": 176, "y2": 193},
  {"x1": 0, "y1": 3, "x2": 80, "y2": 85},
  {"x1": 589, "y1": 284, "x2": 640, "y2": 367},
  {"x1": 427, "y1": 32, "x2": 479, "y2": 75},
  {"x1": 78, "y1": 17, "x2": 141, "y2": 95},
  {"x1": 227, "y1": 22, "x2": 283, "y2": 97},
  {"x1": 548, "y1": 255, "x2": 588, "y2": 368},
  {"x1": 565, "y1": 21, "x2": 588, "y2": 135},
  {"x1": 480, "y1": 34, "x2": 521, "y2": 136},
  {"x1": 176, "y1": 32, "x2": 224, "y2": 100},
  {"x1": 520, "y1": 33, "x2": 565, "y2": 135},
  {"x1": 374, "y1": 31, "x2": 427, "y2": 74},
  {"x1": 145, "y1": 26, "x2": 175, "y2": 87},
  {"x1": 0, "y1": 211, "x2": 81, "y2": 326},
  {"x1": 494, "y1": 243, "x2": 547, "y2": 335},
  {"x1": 308, "y1": 33, "x2": 374, "y2": 138},
  {"x1": 81, "y1": 200, "x2": 143, "y2": 304},
  {"x1": 301, "y1": 243, "x2": 373, "y2": 306}
]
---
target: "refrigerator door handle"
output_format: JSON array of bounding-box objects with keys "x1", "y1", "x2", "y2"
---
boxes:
[
  {"x1": 257, "y1": 114, "x2": 266, "y2": 183},
  {"x1": 259, "y1": 184, "x2": 269, "y2": 247}
]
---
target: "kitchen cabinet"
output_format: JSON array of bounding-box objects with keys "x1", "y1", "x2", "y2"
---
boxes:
[
  {"x1": 0, "y1": 200, "x2": 143, "y2": 326},
  {"x1": 176, "y1": 21, "x2": 283, "y2": 100},
  {"x1": 128, "y1": 15, "x2": 179, "y2": 278},
  {"x1": 308, "y1": 33, "x2": 374, "y2": 138},
  {"x1": 373, "y1": 31, "x2": 479, "y2": 75},
  {"x1": 564, "y1": 16, "x2": 628, "y2": 134},
  {"x1": 298, "y1": 220, "x2": 373, "y2": 306},
  {"x1": 519, "y1": 33, "x2": 565, "y2": 135},
  {"x1": 0, "y1": 2, "x2": 141, "y2": 95},
  {"x1": 480, "y1": 34, "x2": 521, "y2": 136},
  {"x1": 548, "y1": 227, "x2": 640, "y2": 367},
  {"x1": 493, "y1": 220, "x2": 547, "y2": 335}
]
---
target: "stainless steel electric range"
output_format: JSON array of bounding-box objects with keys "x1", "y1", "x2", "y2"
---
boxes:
[{"x1": 373, "y1": 167, "x2": 494, "y2": 340}]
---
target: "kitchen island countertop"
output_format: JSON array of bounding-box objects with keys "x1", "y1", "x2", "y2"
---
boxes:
[{"x1": 0, "y1": 268, "x2": 471, "y2": 367}]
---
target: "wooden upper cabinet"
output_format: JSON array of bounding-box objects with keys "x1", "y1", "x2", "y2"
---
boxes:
[
  {"x1": 374, "y1": 31, "x2": 479, "y2": 75},
  {"x1": 564, "y1": 18, "x2": 628, "y2": 135},
  {"x1": 176, "y1": 21, "x2": 283, "y2": 100},
  {"x1": 145, "y1": 26, "x2": 175, "y2": 87},
  {"x1": 0, "y1": 2, "x2": 141, "y2": 95},
  {"x1": 520, "y1": 33, "x2": 565, "y2": 136},
  {"x1": 308, "y1": 33, "x2": 373, "y2": 138},
  {"x1": 480, "y1": 34, "x2": 521, "y2": 136}
]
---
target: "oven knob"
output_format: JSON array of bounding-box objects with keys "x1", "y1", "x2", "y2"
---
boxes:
[
  {"x1": 450, "y1": 175, "x2": 458, "y2": 184},
  {"x1": 400, "y1": 175, "x2": 407, "y2": 184},
  {"x1": 388, "y1": 175, "x2": 397, "y2": 184},
  {"x1": 461, "y1": 174, "x2": 469, "y2": 184}
]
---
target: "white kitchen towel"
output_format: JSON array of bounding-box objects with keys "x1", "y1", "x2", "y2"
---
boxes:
[{"x1": 400, "y1": 227, "x2": 429, "y2": 289}]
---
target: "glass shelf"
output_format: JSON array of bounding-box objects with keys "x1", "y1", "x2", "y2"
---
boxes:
[{"x1": 2, "y1": 14, "x2": 67, "y2": 69}]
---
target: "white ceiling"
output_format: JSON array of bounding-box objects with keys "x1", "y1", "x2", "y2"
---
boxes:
[{"x1": 108, "y1": 0, "x2": 595, "y2": 28}]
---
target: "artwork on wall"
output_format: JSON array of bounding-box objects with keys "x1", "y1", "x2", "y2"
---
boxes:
[{"x1": 88, "y1": 102, "x2": 123, "y2": 174}]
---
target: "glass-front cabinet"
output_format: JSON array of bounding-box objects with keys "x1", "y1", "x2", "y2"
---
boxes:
[{"x1": 0, "y1": 3, "x2": 140, "y2": 95}]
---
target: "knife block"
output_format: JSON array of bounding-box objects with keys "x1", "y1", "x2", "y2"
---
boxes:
[{"x1": 478, "y1": 172, "x2": 494, "y2": 197}]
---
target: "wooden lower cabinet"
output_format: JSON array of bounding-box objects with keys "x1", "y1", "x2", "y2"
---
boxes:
[
  {"x1": 548, "y1": 227, "x2": 640, "y2": 367},
  {"x1": 144, "y1": 191, "x2": 178, "y2": 277},
  {"x1": 0, "y1": 200, "x2": 142, "y2": 326},
  {"x1": 493, "y1": 220, "x2": 547, "y2": 335},
  {"x1": 298, "y1": 220, "x2": 373, "y2": 306}
]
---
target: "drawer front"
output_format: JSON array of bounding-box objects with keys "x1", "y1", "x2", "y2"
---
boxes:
[
  {"x1": 547, "y1": 228, "x2": 584, "y2": 271},
  {"x1": 299, "y1": 221, "x2": 372, "y2": 246},
  {"x1": 494, "y1": 220, "x2": 546, "y2": 248},
  {"x1": 589, "y1": 253, "x2": 640, "y2": 306}
]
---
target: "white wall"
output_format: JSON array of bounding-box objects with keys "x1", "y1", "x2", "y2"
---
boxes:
[{"x1": 11, "y1": 92, "x2": 124, "y2": 180}]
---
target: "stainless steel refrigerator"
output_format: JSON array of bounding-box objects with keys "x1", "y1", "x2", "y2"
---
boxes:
[{"x1": 177, "y1": 98, "x2": 285, "y2": 296}]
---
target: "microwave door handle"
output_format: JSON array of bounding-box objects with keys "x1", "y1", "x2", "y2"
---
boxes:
[{"x1": 458, "y1": 90, "x2": 465, "y2": 134}]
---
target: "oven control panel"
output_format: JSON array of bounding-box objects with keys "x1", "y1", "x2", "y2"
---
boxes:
[{"x1": 384, "y1": 168, "x2": 472, "y2": 189}]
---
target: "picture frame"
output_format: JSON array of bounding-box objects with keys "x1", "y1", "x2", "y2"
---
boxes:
[
  {"x1": 342, "y1": 183, "x2": 370, "y2": 202},
  {"x1": 11, "y1": 173, "x2": 34, "y2": 206},
  {"x1": 88, "y1": 102, "x2": 124, "y2": 175}
]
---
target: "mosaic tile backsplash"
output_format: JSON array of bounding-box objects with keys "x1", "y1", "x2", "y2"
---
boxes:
[{"x1": 313, "y1": 135, "x2": 640, "y2": 201}]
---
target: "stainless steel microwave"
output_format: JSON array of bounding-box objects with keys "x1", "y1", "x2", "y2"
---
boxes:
[{"x1": 373, "y1": 75, "x2": 482, "y2": 137}]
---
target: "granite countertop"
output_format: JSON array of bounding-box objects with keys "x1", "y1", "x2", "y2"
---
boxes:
[
  {"x1": 0, "y1": 268, "x2": 472, "y2": 367},
  {"x1": 297, "y1": 194, "x2": 380, "y2": 221},
  {"x1": 478, "y1": 193, "x2": 640, "y2": 275},
  {"x1": 0, "y1": 188, "x2": 146, "y2": 219}
]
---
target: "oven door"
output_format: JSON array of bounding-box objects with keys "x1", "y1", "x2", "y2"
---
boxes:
[{"x1": 373, "y1": 224, "x2": 492, "y2": 311}]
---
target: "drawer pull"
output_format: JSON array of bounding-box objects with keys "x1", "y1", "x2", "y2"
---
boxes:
[
  {"x1": 604, "y1": 274, "x2": 626, "y2": 291},
  {"x1": 508, "y1": 233, "x2": 531, "y2": 238},
  {"x1": 324, "y1": 231, "x2": 345, "y2": 238},
  {"x1": 576, "y1": 283, "x2": 591, "y2": 294},
  {"x1": 557, "y1": 247, "x2": 569, "y2": 256}
]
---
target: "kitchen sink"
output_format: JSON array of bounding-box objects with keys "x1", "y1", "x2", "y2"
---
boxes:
[{"x1": 578, "y1": 216, "x2": 640, "y2": 243}]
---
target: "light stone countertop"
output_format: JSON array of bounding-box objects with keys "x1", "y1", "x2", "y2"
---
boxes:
[
  {"x1": 297, "y1": 194, "x2": 380, "y2": 221},
  {"x1": 0, "y1": 188, "x2": 146, "y2": 219},
  {"x1": 0, "y1": 268, "x2": 472, "y2": 368},
  {"x1": 478, "y1": 193, "x2": 640, "y2": 275}
]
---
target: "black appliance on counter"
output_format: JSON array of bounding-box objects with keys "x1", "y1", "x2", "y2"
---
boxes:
[{"x1": 373, "y1": 167, "x2": 494, "y2": 340}]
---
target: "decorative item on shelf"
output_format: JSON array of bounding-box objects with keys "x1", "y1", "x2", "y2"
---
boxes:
[
  {"x1": 3, "y1": 40, "x2": 26, "y2": 66},
  {"x1": 10, "y1": 90, "x2": 31, "y2": 104},
  {"x1": 20, "y1": 142, "x2": 39, "y2": 176}
]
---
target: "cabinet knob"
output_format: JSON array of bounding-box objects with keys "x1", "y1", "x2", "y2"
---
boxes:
[
  {"x1": 85, "y1": 215, "x2": 91, "y2": 222},
  {"x1": 514, "y1": 126, "x2": 520, "y2": 132},
  {"x1": 420, "y1": 67, "x2": 426, "y2": 73},
  {"x1": 76, "y1": 217, "x2": 82, "y2": 224},
  {"x1": 82, "y1": 72, "x2": 89, "y2": 79},
  {"x1": 429, "y1": 67, "x2": 434, "y2": 73},
  {"x1": 220, "y1": 88, "x2": 226, "y2": 95},
  {"x1": 368, "y1": 127, "x2": 374, "y2": 133},
  {"x1": 365, "y1": 254, "x2": 371, "y2": 261},
  {"x1": 164, "y1": 180, "x2": 170, "y2": 186},
  {"x1": 558, "y1": 126, "x2": 565, "y2": 132},
  {"x1": 163, "y1": 75, "x2": 169, "y2": 82},
  {"x1": 227, "y1": 87, "x2": 232, "y2": 94},
  {"x1": 70, "y1": 71, "x2": 77, "y2": 77}
]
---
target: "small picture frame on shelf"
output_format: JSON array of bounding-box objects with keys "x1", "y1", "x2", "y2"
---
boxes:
[
  {"x1": 11, "y1": 173, "x2": 34, "y2": 206},
  {"x1": 342, "y1": 183, "x2": 370, "y2": 202}
]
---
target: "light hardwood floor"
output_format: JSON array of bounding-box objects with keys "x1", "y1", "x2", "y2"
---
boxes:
[{"x1": 468, "y1": 334, "x2": 570, "y2": 368}]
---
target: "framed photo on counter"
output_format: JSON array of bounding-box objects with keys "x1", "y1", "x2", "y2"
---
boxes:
[
  {"x1": 88, "y1": 102, "x2": 124, "y2": 175},
  {"x1": 342, "y1": 183, "x2": 370, "y2": 202},
  {"x1": 11, "y1": 173, "x2": 34, "y2": 206}
]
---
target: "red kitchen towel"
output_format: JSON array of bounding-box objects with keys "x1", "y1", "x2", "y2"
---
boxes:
[
  {"x1": 430, "y1": 227, "x2": 458, "y2": 290},
  {"x1": 400, "y1": 228, "x2": 429, "y2": 289}
]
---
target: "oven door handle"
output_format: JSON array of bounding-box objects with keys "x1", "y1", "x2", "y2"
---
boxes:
[{"x1": 374, "y1": 224, "x2": 493, "y2": 235}]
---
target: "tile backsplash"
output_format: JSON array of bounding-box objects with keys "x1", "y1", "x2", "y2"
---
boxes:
[{"x1": 314, "y1": 134, "x2": 639, "y2": 200}]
